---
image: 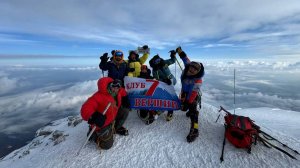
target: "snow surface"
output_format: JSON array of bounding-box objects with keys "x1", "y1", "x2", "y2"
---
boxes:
[{"x1": 0, "y1": 104, "x2": 299, "y2": 168}]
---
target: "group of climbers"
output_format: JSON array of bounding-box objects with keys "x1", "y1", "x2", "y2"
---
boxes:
[{"x1": 80, "y1": 46, "x2": 205, "y2": 150}]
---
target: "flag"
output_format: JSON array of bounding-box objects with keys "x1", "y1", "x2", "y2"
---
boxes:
[{"x1": 124, "y1": 76, "x2": 181, "y2": 111}]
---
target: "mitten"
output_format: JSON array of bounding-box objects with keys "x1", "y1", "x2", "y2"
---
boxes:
[
  {"x1": 122, "y1": 96, "x2": 131, "y2": 108},
  {"x1": 169, "y1": 50, "x2": 176, "y2": 59},
  {"x1": 176, "y1": 46, "x2": 182, "y2": 54},
  {"x1": 100, "y1": 53, "x2": 109, "y2": 63},
  {"x1": 129, "y1": 68, "x2": 135, "y2": 72},
  {"x1": 163, "y1": 78, "x2": 172, "y2": 85},
  {"x1": 111, "y1": 50, "x2": 115, "y2": 56},
  {"x1": 88, "y1": 112, "x2": 106, "y2": 127}
]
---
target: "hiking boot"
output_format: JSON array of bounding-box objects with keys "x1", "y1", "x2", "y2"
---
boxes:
[
  {"x1": 166, "y1": 112, "x2": 173, "y2": 121},
  {"x1": 115, "y1": 126, "x2": 129, "y2": 136},
  {"x1": 139, "y1": 110, "x2": 149, "y2": 120},
  {"x1": 145, "y1": 114, "x2": 155, "y2": 125},
  {"x1": 186, "y1": 128, "x2": 199, "y2": 143},
  {"x1": 186, "y1": 111, "x2": 191, "y2": 118}
]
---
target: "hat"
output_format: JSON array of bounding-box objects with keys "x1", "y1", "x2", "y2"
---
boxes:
[
  {"x1": 129, "y1": 50, "x2": 138, "y2": 56},
  {"x1": 189, "y1": 61, "x2": 201, "y2": 72},
  {"x1": 141, "y1": 65, "x2": 148, "y2": 70}
]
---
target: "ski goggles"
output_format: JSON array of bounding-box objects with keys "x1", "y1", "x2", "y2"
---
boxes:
[
  {"x1": 114, "y1": 51, "x2": 123, "y2": 57},
  {"x1": 110, "y1": 80, "x2": 121, "y2": 88}
]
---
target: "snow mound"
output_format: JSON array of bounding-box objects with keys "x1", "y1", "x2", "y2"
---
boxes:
[{"x1": 0, "y1": 104, "x2": 299, "y2": 168}]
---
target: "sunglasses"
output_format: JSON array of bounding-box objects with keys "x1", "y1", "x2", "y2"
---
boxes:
[{"x1": 115, "y1": 51, "x2": 123, "y2": 57}]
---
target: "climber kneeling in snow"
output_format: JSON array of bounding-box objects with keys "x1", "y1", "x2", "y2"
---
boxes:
[
  {"x1": 81, "y1": 77, "x2": 130, "y2": 149},
  {"x1": 176, "y1": 47, "x2": 204, "y2": 143}
]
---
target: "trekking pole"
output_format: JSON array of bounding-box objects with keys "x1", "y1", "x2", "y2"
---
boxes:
[
  {"x1": 175, "y1": 58, "x2": 177, "y2": 79},
  {"x1": 259, "y1": 135, "x2": 297, "y2": 160},
  {"x1": 220, "y1": 125, "x2": 226, "y2": 162},
  {"x1": 175, "y1": 57, "x2": 183, "y2": 71},
  {"x1": 259, "y1": 130, "x2": 300, "y2": 155},
  {"x1": 76, "y1": 102, "x2": 111, "y2": 156},
  {"x1": 102, "y1": 70, "x2": 105, "y2": 78}
]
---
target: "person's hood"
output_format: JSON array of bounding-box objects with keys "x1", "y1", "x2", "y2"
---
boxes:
[
  {"x1": 97, "y1": 77, "x2": 114, "y2": 94},
  {"x1": 128, "y1": 50, "x2": 139, "y2": 62}
]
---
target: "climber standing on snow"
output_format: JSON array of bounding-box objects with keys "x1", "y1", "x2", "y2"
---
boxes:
[
  {"x1": 99, "y1": 50, "x2": 130, "y2": 85},
  {"x1": 149, "y1": 51, "x2": 177, "y2": 121},
  {"x1": 176, "y1": 46, "x2": 205, "y2": 143},
  {"x1": 127, "y1": 45, "x2": 150, "y2": 77},
  {"x1": 137, "y1": 65, "x2": 158, "y2": 125},
  {"x1": 80, "y1": 77, "x2": 130, "y2": 150}
]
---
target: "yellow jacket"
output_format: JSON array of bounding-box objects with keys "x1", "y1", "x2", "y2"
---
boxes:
[{"x1": 127, "y1": 53, "x2": 149, "y2": 77}]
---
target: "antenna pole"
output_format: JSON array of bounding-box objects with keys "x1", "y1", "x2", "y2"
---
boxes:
[{"x1": 234, "y1": 68, "x2": 236, "y2": 114}]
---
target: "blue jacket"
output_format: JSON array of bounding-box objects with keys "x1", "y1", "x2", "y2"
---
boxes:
[
  {"x1": 99, "y1": 60, "x2": 129, "y2": 83},
  {"x1": 180, "y1": 55, "x2": 204, "y2": 103},
  {"x1": 150, "y1": 57, "x2": 177, "y2": 85}
]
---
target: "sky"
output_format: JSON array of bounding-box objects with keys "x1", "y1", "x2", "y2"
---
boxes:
[{"x1": 1, "y1": 0, "x2": 300, "y2": 59}]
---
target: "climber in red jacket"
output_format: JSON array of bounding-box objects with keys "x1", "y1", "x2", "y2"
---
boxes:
[{"x1": 81, "y1": 77, "x2": 130, "y2": 149}]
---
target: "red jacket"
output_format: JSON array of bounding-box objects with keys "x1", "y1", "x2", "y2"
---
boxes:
[{"x1": 81, "y1": 77, "x2": 127, "y2": 131}]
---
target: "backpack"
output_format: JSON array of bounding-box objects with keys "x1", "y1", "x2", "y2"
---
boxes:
[
  {"x1": 224, "y1": 111, "x2": 258, "y2": 151},
  {"x1": 217, "y1": 106, "x2": 299, "y2": 162}
]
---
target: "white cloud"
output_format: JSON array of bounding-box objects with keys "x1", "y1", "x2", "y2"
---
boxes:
[
  {"x1": 0, "y1": 79, "x2": 97, "y2": 134},
  {"x1": 1, "y1": 0, "x2": 300, "y2": 51},
  {"x1": 202, "y1": 43, "x2": 235, "y2": 48},
  {"x1": 0, "y1": 72, "x2": 18, "y2": 94}
]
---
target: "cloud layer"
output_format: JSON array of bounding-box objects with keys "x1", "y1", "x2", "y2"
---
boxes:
[
  {"x1": 0, "y1": 58, "x2": 299, "y2": 136},
  {"x1": 1, "y1": 0, "x2": 300, "y2": 56}
]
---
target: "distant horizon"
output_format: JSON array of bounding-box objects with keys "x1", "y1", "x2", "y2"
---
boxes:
[{"x1": 0, "y1": 53, "x2": 299, "y2": 61}]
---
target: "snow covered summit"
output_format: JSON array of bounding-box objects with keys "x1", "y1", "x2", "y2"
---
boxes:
[{"x1": 0, "y1": 104, "x2": 299, "y2": 168}]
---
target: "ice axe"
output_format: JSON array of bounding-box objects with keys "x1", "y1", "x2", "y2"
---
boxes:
[
  {"x1": 76, "y1": 102, "x2": 111, "y2": 156},
  {"x1": 175, "y1": 56, "x2": 183, "y2": 71}
]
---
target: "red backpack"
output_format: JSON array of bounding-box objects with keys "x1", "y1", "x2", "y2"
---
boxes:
[
  {"x1": 224, "y1": 111, "x2": 258, "y2": 150},
  {"x1": 217, "y1": 106, "x2": 298, "y2": 162},
  {"x1": 217, "y1": 106, "x2": 259, "y2": 162}
]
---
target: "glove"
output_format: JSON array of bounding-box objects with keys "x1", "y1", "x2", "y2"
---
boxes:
[
  {"x1": 176, "y1": 46, "x2": 182, "y2": 54},
  {"x1": 163, "y1": 78, "x2": 172, "y2": 85},
  {"x1": 100, "y1": 53, "x2": 109, "y2": 63},
  {"x1": 111, "y1": 50, "x2": 115, "y2": 56},
  {"x1": 88, "y1": 112, "x2": 106, "y2": 127},
  {"x1": 122, "y1": 96, "x2": 131, "y2": 108},
  {"x1": 175, "y1": 47, "x2": 186, "y2": 58},
  {"x1": 129, "y1": 68, "x2": 135, "y2": 72},
  {"x1": 181, "y1": 101, "x2": 189, "y2": 111},
  {"x1": 169, "y1": 50, "x2": 176, "y2": 59},
  {"x1": 142, "y1": 45, "x2": 148, "y2": 49}
]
